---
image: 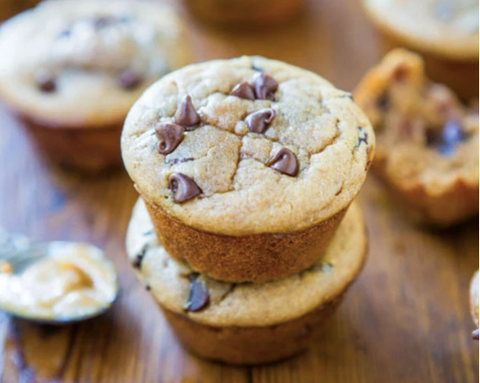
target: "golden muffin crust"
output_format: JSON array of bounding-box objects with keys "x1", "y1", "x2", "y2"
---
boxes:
[
  {"x1": 0, "y1": 0, "x2": 190, "y2": 128},
  {"x1": 354, "y1": 49, "x2": 479, "y2": 226},
  {"x1": 363, "y1": 0, "x2": 479, "y2": 60},
  {"x1": 122, "y1": 56, "x2": 374, "y2": 235},
  {"x1": 125, "y1": 199, "x2": 367, "y2": 327}
]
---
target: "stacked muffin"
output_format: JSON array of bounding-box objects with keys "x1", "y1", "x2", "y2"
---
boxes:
[{"x1": 123, "y1": 56, "x2": 375, "y2": 364}]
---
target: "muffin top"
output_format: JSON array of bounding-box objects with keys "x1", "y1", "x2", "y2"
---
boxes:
[
  {"x1": 122, "y1": 56, "x2": 374, "y2": 235},
  {"x1": 354, "y1": 49, "x2": 478, "y2": 196},
  {"x1": 0, "y1": 0, "x2": 190, "y2": 128},
  {"x1": 363, "y1": 0, "x2": 479, "y2": 60},
  {"x1": 126, "y1": 199, "x2": 367, "y2": 327}
]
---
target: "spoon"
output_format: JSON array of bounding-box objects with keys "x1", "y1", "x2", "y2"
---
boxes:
[{"x1": 0, "y1": 228, "x2": 118, "y2": 325}]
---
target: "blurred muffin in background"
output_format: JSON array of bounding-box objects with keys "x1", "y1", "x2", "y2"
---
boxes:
[
  {"x1": 363, "y1": 0, "x2": 479, "y2": 99},
  {"x1": 354, "y1": 49, "x2": 479, "y2": 227},
  {"x1": 0, "y1": 0, "x2": 191, "y2": 173},
  {"x1": 183, "y1": 0, "x2": 303, "y2": 30}
]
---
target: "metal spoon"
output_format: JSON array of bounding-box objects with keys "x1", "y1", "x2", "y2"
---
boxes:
[{"x1": 0, "y1": 228, "x2": 118, "y2": 325}]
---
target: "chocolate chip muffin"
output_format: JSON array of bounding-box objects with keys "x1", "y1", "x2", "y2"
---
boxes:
[
  {"x1": 354, "y1": 50, "x2": 478, "y2": 227},
  {"x1": 126, "y1": 199, "x2": 367, "y2": 365},
  {"x1": 0, "y1": 0, "x2": 190, "y2": 173},
  {"x1": 122, "y1": 56, "x2": 374, "y2": 283},
  {"x1": 363, "y1": 0, "x2": 479, "y2": 99},
  {"x1": 471, "y1": 271, "x2": 479, "y2": 340}
]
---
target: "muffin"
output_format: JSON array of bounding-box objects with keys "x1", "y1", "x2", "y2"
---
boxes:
[
  {"x1": 183, "y1": 0, "x2": 303, "y2": 29},
  {"x1": 362, "y1": 0, "x2": 479, "y2": 99},
  {"x1": 126, "y1": 199, "x2": 367, "y2": 365},
  {"x1": 354, "y1": 49, "x2": 479, "y2": 227},
  {"x1": 0, "y1": 0, "x2": 191, "y2": 173},
  {"x1": 471, "y1": 271, "x2": 479, "y2": 340},
  {"x1": 122, "y1": 56, "x2": 374, "y2": 283}
]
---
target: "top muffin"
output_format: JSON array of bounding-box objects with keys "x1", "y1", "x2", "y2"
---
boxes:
[
  {"x1": 0, "y1": 0, "x2": 190, "y2": 128},
  {"x1": 122, "y1": 56, "x2": 374, "y2": 236},
  {"x1": 363, "y1": 0, "x2": 479, "y2": 60}
]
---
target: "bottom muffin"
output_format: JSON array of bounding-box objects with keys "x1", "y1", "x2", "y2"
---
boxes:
[{"x1": 126, "y1": 199, "x2": 367, "y2": 365}]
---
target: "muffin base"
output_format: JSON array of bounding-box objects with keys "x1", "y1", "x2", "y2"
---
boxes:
[
  {"x1": 140, "y1": 192, "x2": 348, "y2": 283},
  {"x1": 374, "y1": 165, "x2": 479, "y2": 227},
  {"x1": 161, "y1": 292, "x2": 344, "y2": 365},
  {"x1": 22, "y1": 118, "x2": 123, "y2": 174}
]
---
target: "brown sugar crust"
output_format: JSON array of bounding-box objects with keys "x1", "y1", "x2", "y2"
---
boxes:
[
  {"x1": 354, "y1": 49, "x2": 479, "y2": 226},
  {"x1": 140, "y1": 190, "x2": 348, "y2": 283}
]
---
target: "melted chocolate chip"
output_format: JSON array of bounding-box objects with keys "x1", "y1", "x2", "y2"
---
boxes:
[
  {"x1": 92, "y1": 15, "x2": 117, "y2": 29},
  {"x1": 357, "y1": 127, "x2": 368, "y2": 146},
  {"x1": 253, "y1": 73, "x2": 278, "y2": 100},
  {"x1": 245, "y1": 108, "x2": 276, "y2": 134},
  {"x1": 230, "y1": 82, "x2": 255, "y2": 100},
  {"x1": 175, "y1": 95, "x2": 200, "y2": 127},
  {"x1": 473, "y1": 329, "x2": 479, "y2": 340},
  {"x1": 155, "y1": 123, "x2": 185, "y2": 154},
  {"x1": 186, "y1": 273, "x2": 210, "y2": 312},
  {"x1": 35, "y1": 69, "x2": 56, "y2": 93},
  {"x1": 427, "y1": 120, "x2": 466, "y2": 155},
  {"x1": 269, "y1": 148, "x2": 298, "y2": 177},
  {"x1": 168, "y1": 173, "x2": 202, "y2": 203},
  {"x1": 165, "y1": 157, "x2": 194, "y2": 165},
  {"x1": 118, "y1": 69, "x2": 142, "y2": 90},
  {"x1": 377, "y1": 93, "x2": 389, "y2": 111},
  {"x1": 132, "y1": 245, "x2": 148, "y2": 269}
]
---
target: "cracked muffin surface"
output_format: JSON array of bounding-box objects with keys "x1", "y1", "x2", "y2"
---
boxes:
[
  {"x1": 126, "y1": 199, "x2": 367, "y2": 327},
  {"x1": 122, "y1": 56, "x2": 374, "y2": 235},
  {"x1": 0, "y1": 0, "x2": 190, "y2": 128}
]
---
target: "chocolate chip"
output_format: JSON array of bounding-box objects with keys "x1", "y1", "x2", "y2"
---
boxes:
[
  {"x1": 92, "y1": 15, "x2": 116, "y2": 29},
  {"x1": 118, "y1": 69, "x2": 142, "y2": 90},
  {"x1": 230, "y1": 82, "x2": 255, "y2": 100},
  {"x1": 427, "y1": 120, "x2": 466, "y2": 155},
  {"x1": 132, "y1": 245, "x2": 148, "y2": 269},
  {"x1": 168, "y1": 173, "x2": 202, "y2": 203},
  {"x1": 57, "y1": 28, "x2": 71, "y2": 39},
  {"x1": 155, "y1": 123, "x2": 185, "y2": 155},
  {"x1": 35, "y1": 69, "x2": 56, "y2": 93},
  {"x1": 473, "y1": 329, "x2": 479, "y2": 340},
  {"x1": 245, "y1": 108, "x2": 276, "y2": 134},
  {"x1": 377, "y1": 93, "x2": 389, "y2": 111},
  {"x1": 186, "y1": 273, "x2": 210, "y2": 312},
  {"x1": 357, "y1": 127, "x2": 368, "y2": 146},
  {"x1": 251, "y1": 64, "x2": 263, "y2": 72},
  {"x1": 175, "y1": 95, "x2": 200, "y2": 127},
  {"x1": 145, "y1": 284, "x2": 151, "y2": 291},
  {"x1": 253, "y1": 73, "x2": 278, "y2": 100},
  {"x1": 269, "y1": 147, "x2": 298, "y2": 177}
]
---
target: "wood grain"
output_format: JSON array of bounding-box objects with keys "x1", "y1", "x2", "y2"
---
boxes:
[{"x1": 0, "y1": 0, "x2": 478, "y2": 382}]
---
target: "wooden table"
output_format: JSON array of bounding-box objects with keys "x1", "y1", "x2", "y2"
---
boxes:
[{"x1": 0, "y1": 0, "x2": 478, "y2": 382}]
